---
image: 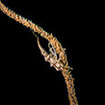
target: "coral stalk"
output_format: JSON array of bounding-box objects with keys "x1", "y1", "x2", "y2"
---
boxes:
[{"x1": 0, "y1": 1, "x2": 78, "y2": 105}]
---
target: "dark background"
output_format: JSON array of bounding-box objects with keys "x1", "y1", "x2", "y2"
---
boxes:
[{"x1": 0, "y1": 0, "x2": 89, "y2": 105}]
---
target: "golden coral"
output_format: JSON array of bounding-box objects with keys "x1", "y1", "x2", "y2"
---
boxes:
[{"x1": 0, "y1": 1, "x2": 78, "y2": 105}]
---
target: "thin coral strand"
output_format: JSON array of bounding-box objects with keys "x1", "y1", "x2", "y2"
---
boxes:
[{"x1": 0, "y1": 1, "x2": 78, "y2": 105}]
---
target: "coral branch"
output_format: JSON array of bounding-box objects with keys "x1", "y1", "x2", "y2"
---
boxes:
[{"x1": 0, "y1": 1, "x2": 78, "y2": 105}]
